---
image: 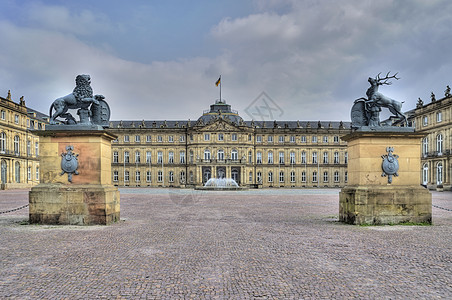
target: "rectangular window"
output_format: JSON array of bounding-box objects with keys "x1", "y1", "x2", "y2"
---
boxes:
[
  {"x1": 257, "y1": 152, "x2": 262, "y2": 164},
  {"x1": 28, "y1": 167, "x2": 32, "y2": 181},
  {"x1": 15, "y1": 114, "x2": 19, "y2": 124},
  {"x1": 231, "y1": 133, "x2": 237, "y2": 141},
  {"x1": 312, "y1": 171, "x2": 317, "y2": 183},
  {"x1": 323, "y1": 152, "x2": 328, "y2": 164},
  {"x1": 279, "y1": 152, "x2": 284, "y2": 164},
  {"x1": 290, "y1": 136, "x2": 295, "y2": 143},
  {"x1": 301, "y1": 136, "x2": 307, "y2": 143},
  {"x1": 135, "y1": 135, "x2": 140, "y2": 142},
  {"x1": 267, "y1": 135, "x2": 273, "y2": 143},
  {"x1": 168, "y1": 151, "x2": 174, "y2": 164},
  {"x1": 168, "y1": 136, "x2": 174, "y2": 142},
  {"x1": 124, "y1": 151, "x2": 129, "y2": 163},
  {"x1": 146, "y1": 151, "x2": 152, "y2": 163},
  {"x1": 157, "y1": 151, "x2": 163, "y2": 163},
  {"x1": 268, "y1": 152, "x2": 273, "y2": 164},
  {"x1": 256, "y1": 135, "x2": 262, "y2": 143},
  {"x1": 268, "y1": 172, "x2": 273, "y2": 183},
  {"x1": 423, "y1": 116, "x2": 428, "y2": 126},
  {"x1": 135, "y1": 171, "x2": 141, "y2": 182},
  {"x1": 124, "y1": 171, "x2": 130, "y2": 182},
  {"x1": 279, "y1": 171, "x2": 284, "y2": 183},
  {"x1": 180, "y1": 151, "x2": 185, "y2": 164},
  {"x1": 204, "y1": 133, "x2": 210, "y2": 141},
  {"x1": 312, "y1": 152, "x2": 318, "y2": 164},
  {"x1": 158, "y1": 171, "x2": 163, "y2": 182},
  {"x1": 323, "y1": 136, "x2": 328, "y2": 143},
  {"x1": 323, "y1": 171, "x2": 328, "y2": 182},
  {"x1": 334, "y1": 136, "x2": 339, "y2": 143},
  {"x1": 345, "y1": 152, "x2": 348, "y2": 164},
  {"x1": 279, "y1": 135, "x2": 284, "y2": 143},
  {"x1": 27, "y1": 140, "x2": 31, "y2": 156},
  {"x1": 146, "y1": 171, "x2": 152, "y2": 182},
  {"x1": 113, "y1": 151, "x2": 119, "y2": 163},
  {"x1": 35, "y1": 142, "x2": 39, "y2": 157},
  {"x1": 290, "y1": 152, "x2": 295, "y2": 164},
  {"x1": 124, "y1": 135, "x2": 130, "y2": 142},
  {"x1": 218, "y1": 133, "x2": 224, "y2": 141},
  {"x1": 301, "y1": 152, "x2": 306, "y2": 164},
  {"x1": 334, "y1": 171, "x2": 339, "y2": 183},
  {"x1": 290, "y1": 171, "x2": 295, "y2": 183},
  {"x1": 135, "y1": 151, "x2": 141, "y2": 163},
  {"x1": 146, "y1": 135, "x2": 152, "y2": 142},
  {"x1": 334, "y1": 152, "x2": 339, "y2": 164},
  {"x1": 312, "y1": 136, "x2": 318, "y2": 143},
  {"x1": 36, "y1": 167, "x2": 39, "y2": 180},
  {"x1": 157, "y1": 135, "x2": 163, "y2": 142},
  {"x1": 0, "y1": 110, "x2": 5, "y2": 120},
  {"x1": 301, "y1": 171, "x2": 306, "y2": 182},
  {"x1": 113, "y1": 171, "x2": 119, "y2": 182},
  {"x1": 437, "y1": 112, "x2": 442, "y2": 122},
  {"x1": 179, "y1": 135, "x2": 185, "y2": 142}
]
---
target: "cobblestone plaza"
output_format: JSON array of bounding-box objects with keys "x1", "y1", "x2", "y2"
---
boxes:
[{"x1": 1, "y1": 189, "x2": 451, "y2": 299}]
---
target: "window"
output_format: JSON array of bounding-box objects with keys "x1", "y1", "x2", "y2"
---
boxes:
[
  {"x1": 423, "y1": 116, "x2": 428, "y2": 126},
  {"x1": 249, "y1": 172, "x2": 253, "y2": 182},
  {"x1": 124, "y1": 135, "x2": 129, "y2": 142},
  {"x1": 290, "y1": 152, "x2": 295, "y2": 164},
  {"x1": 217, "y1": 149, "x2": 224, "y2": 161},
  {"x1": 257, "y1": 152, "x2": 262, "y2": 164},
  {"x1": 290, "y1": 171, "x2": 295, "y2": 183},
  {"x1": 218, "y1": 133, "x2": 224, "y2": 141},
  {"x1": 268, "y1": 152, "x2": 273, "y2": 164},
  {"x1": 35, "y1": 142, "x2": 39, "y2": 157},
  {"x1": 436, "y1": 162, "x2": 443, "y2": 185},
  {"x1": 422, "y1": 137, "x2": 428, "y2": 155},
  {"x1": 290, "y1": 136, "x2": 295, "y2": 143},
  {"x1": 231, "y1": 133, "x2": 237, "y2": 141},
  {"x1": 124, "y1": 171, "x2": 130, "y2": 182},
  {"x1": 36, "y1": 167, "x2": 39, "y2": 180},
  {"x1": 146, "y1": 171, "x2": 152, "y2": 182},
  {"x1": 344, "y1": 152, "x2": 348, "y2": 164},
  {"x1": 27, "y1": 140, "x2": 31, "y2": 156},
  {"x1": 204, "y1": 133, "x2": 210, "y2": 141},
  {"x1": 422, "y1": 163, "x2": 428, "y2": 185},
  {"x1": 0, "y1": 110, "x2": 5, "y2": 120},
  {"x1": 204, "y1": 149, "x2": 211, "y2": 160},
  {"x1": 14, "y1": 135, "x2": 20, "y2": 154},
  {"x1": 157, "y1": 151, "x2": 163, "y2": 163},
  {"x1": 157, "y1": 135, "x2": 163, "y2": 142},
  {"x1": 113, "y1": 151, "x2": 119, "y2": 163},
  {"x1": 312, "y1": 171, "x2": 317, "y2": 183},
  {"x1": 257, "y1": 171, "x2": 262, "y2": 183},
  {"x1": 334, "y1": 152, "x2": 339, "y2": 164},
  {"x1": 279, "y1": 135, "x2": 284, "y2": 143},
  {"x1": 323, "y1": 152, "x2": 328, "y2": 164},
  {"x1": 113, "y1": 171, "x2": 118, "y2": 182},
  {"x1": 323, "y1": 136, "x2": 328, "y2": 143},
  {"x1": 15, "y1": 114, "x2": 19, "y2": 124},
  {"x1": 135, "y1": 171, "x2": 141, "y2": 182},
  {"x1": 249, "y1": 134, "x2": 252, "y2": 141},
  {"x1": 345, "y1": 171, "x2": 348, "y2": 182},
  {"x1": 28, "y1": 166, "x2": 32, "y2": 181},
  {"x1": 146, "y1": 135, "x2": 152, "y2": 142},
  {"x1": 437, "y1": 111, "x2": 442, "y2": 122},
  {"x1": 268, "y1": 171, "x2": 273, "y2": 183},
  {"x1": 158, "y1": 171, "x2": 163, "y2": 182},
  {"x1": 312, "y1": 136, "x2": 318, "y2": 143},
  {"x1": 180, "y1": 171, "x2": 185, "y2": 183},
  {"x1": 14, "y1": 162, "x2": 20, "y2": 183},
  {"x1": 146, "y1": 151, "x2": 152, "y2": 163},
  {"x1": 189, "y1": 151, "x2": 194, "y2": 163},
  {"x1": 279, "y1": 152, "x2": 284, "y2": 164},
  {"x1": 180, "y1": 151, "x2": 185, "y2": 164},
  {"x1": 249, "y1": 151, "x2": 252, "y2": 164},
  {"x1": 231, "y1": 150, "x2": 238, "y2": 161},
  {"x1": 135, "y1": 135, "x2": 140, "y2": 142},
  {"x1": 169, "y1": 171, "x2": 174, "y2": 182},
  {"x1": 267, "y1": 135, "x2": 273, "y2": 143},
  {"x1": 279, "y1": 171, "x2": 284, "y2": 183},
  {"x1": 168, "y1": 151, "x2": 174, "y2": 164},
  {"x1": 334, "y1": 136, "x2": 339, "y2": 143},
  {"x1": 334, "y1": 171, "x2": 340, "y2": 183},
  {"x1": 168, "y1": 136, "x2": 174, "y2": 142},
  {"x1": 301, "y1": 151, "x2": 306, "y2": 164},
  {"x1": 301, "y1": 136, "x2": 307, "y2": 143},
  {"x1": 436, "y1": 134, "x2": 443, "y2": 154},
  {"x1": 179, "y1": 135, "x2": 185, "y2": 142},
  {"x1": 301, "y1": 171, "x2": 306, "y2": 182},
  {"x1": 0, "y1": 132, "x2": 6, "y2": 152},
  {"x1": 124, "y1": 151, "x2": 129, "y2": 163},
  {"x1": 135, "y1": 151, "x2": 141, "y2": 163},
  {"x1": 312, "y1": 152, "x2": 318, "y2": 164},
  {"x1": 323, "y1": 171, "x2": 328, "y2": 182},
  {"x1": 256, "y1": 135, "x2": 262, "y2": 143}
]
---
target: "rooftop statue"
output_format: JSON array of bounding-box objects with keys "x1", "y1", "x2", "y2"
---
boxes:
[
  {"x1": 351, "y1": 72, "x2": 407, "y2": 128},
  {"x1": 49, "y1": 74, "x2": 110, "y2": 127}
]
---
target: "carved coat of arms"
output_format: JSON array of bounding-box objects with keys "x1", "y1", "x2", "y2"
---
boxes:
[
  {"x1": 381, "y1": 147, "x2": 399, "y2": 184},
  {"x1": 61, "y1": 145, "x2": 79, "y2": 182}
]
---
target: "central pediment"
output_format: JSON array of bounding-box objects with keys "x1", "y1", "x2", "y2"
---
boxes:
[{"x1": 196, "y1": 118, "x2": 243, "y2": 132}]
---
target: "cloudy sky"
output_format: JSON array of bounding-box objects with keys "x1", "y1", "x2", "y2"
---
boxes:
[{"x1": 1, "y1": 0, "x2": 451, "y2": 122}]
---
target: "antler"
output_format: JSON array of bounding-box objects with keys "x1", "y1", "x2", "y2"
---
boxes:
[{"x1": 375, "y1": 71, "x2": 400, "y2": 85}]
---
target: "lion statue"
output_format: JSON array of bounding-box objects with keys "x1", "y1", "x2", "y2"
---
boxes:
[{"x1": 49, "y1": 74, "x2": 104, "y2": 125}]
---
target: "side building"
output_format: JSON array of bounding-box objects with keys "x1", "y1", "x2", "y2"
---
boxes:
[
  {"x1": 414, "y1": 90, "x2": 452, "y2": 190},
  {"x1": 0, "y1": 91, "x2": 48, "y2": 189},
  {"x1": 109, "y1": 100, "x2": 351, "y2": 188}
]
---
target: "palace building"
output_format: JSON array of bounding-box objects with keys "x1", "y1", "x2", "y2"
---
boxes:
[
  {"x1": 414, "y1": 89, "x2": 452, "y2": 191},
  {"x1": 0, "y1": 91, "x2": 48, "y2": 189},
  {"x1": 108, "y1": 99, "x2": 351, "y2": 188}
]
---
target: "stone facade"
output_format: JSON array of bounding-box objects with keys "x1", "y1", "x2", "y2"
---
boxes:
[
  {"x1": 108, "y1": 100, "x2": 351, "y2": 188},
  {"x1": 414, "y1": 93, "x2": 452, "y2": 190},
  {"x1": 0, "y1": 91, "x2": 48, "y2": 189}
]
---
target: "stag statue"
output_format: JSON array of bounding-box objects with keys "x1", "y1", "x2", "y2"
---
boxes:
[{"x1": 351, "y1": 72, "x2": 407, "y2": 128}]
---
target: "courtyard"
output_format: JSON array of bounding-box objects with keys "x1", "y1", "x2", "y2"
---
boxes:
[{"x1": 0, "y1": 188, "x2": 451, "y2": 299}]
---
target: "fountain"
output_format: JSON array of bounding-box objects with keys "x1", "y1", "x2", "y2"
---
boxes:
[{"x1": 196, "y1": 177, "x2": 245, "y2": 190}]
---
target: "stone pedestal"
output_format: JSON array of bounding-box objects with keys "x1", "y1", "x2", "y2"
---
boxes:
[
  {"x1": 29, "y1": 126, "x2": 120, "y2": 225},
  {"x1": 339, "y1": 128, "x2": 432, "y2": 225}
]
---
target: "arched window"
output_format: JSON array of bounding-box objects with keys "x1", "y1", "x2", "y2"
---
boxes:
[
  {"x1": 1, "y1": 160, "x2": 7, "y2": 184},
  {"x1": 180, "y1": 171, "x2": 185, "y2": 183},
  {"x1": 257, "y1": 171, "x2": 262, "y2": 183},
  {"x1": 268, "y1": 171, "x2": 273, "y2": 183},
  {"x1": 436, "y1": 134, "x2": 443, "y2": 153},
  {"x1": 204, "y1": 149, "x2": 211, "y2": 160},
  {"x1": 231, "y1": 149, "x2": 238, "y2": 161},
  {"x1": 436, "y1": 162, "x2": 443, "y2": 185},
  {"x1": 217, "y1": 149, "x2": 224, "y2": 161},
  {"x1": 422, "y1": 163, "x2": 428, "y2": 185},
  {"x1": 169, "y1": 171, "x2": 174, "y2": 182},
  {"x1": 422, "y1": 137, "x2": 428, "y2": 155}
]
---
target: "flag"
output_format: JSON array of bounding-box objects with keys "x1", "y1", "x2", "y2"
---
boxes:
[{"x1": 215, "y1": 77, "x2": 221, "y2": 86}]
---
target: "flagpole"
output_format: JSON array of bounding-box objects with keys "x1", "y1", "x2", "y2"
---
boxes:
[{"x1": 219, "y1": 75, "x2": 222, "y2": 102}]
